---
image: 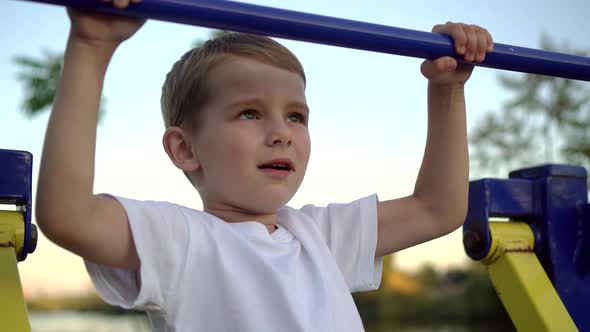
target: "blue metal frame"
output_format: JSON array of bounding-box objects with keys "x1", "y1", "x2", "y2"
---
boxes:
[
  {"x1": 463, "y1": 164, "x2": 590, "y2": 330},
  {"x1": 24, "y1": 0, "x2": 590, "y2": 81},
  {"x1": 0, "y1": 149, "x2": 33, "y2": 261}
]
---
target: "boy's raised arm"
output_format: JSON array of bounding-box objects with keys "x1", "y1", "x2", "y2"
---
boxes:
[
  {"x1": 35, "y1": 3, "x2": 145, "y2": 269},
  {"x1": 375, "y1": 23, "x2": 493, "y2": 257}
]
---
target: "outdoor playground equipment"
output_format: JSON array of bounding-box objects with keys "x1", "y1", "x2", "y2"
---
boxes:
[
  {"x1": 463, "y1": 165, "x2": 589, "y2": 331},
  {"x1": 0, "y1": 149, "x2": 37, "y2": 332},
  {"x1": 5, "y1": 0, "x2": 590, "y2": 331}
]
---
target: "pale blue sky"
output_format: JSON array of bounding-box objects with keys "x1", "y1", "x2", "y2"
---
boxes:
[{"x1": 3, "y1": 0, "x2": 590, "y2": 296}]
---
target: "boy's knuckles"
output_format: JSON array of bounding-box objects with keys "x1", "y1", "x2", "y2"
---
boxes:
[
  {"x1": 485, "y1": 31, "x2": 494, "y2": 51},
  {"x1": 477, "y1": 34, "x2": 488, "y2": 59},
  {"x1": 437, "y1": 58, "x2": 451, "y2": 72},
  {"x1": 421, "y1": 57, "x2": 454, "y2": 79},
  {"x1": 448, "y1": 24, "x2": 460, "y2": 35},
  {"x1": 466, "y1": 29, "x2": 478, "y2": 45},
  {"x1": 482, "y1": 40, "x2": 491, "y2": 53},
  {"x1": 451, "y1": 31, "x2": 467, "y2": 54},
  {"x1": 434, "y1": 22, "x2": 493, "y2": 57},
  {"x1": 462, "y1": 24, "x2": 475, "y2": 34},
  {"x1": 476, "y1": 52, "x2": 484, "y2": 63}
]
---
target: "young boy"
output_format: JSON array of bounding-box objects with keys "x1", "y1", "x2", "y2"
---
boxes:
[{"x1": 35, "y1": 0, "x2": 494, "y2": 330}]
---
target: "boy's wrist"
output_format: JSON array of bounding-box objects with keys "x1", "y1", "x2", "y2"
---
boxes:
[
  {"x1": 65, "y1": 35, "x2": 120, "y2": 73},
  {"x1": 427, "y1": 81, "x2": 466, "y2": 95},
  {"x1": 67, "y1": 33, "x2": 120, "y2": 59}
]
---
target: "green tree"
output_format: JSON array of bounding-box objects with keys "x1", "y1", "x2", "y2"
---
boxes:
[
  {"x1": 14, "y1": 50, "x2": 64, "y2": 117},
  {"x1": 470, "y1": 35, "x2": 590, "y2": 178},
  {"x1": 13, "y1": 49, "x2": 107, "y2": 120},
  {"x1": 14, "y1": 30, "x2": 232, "y2": 120},
  {"x1": 416, "y1": 263, "x2": 440, "y2": 291}
]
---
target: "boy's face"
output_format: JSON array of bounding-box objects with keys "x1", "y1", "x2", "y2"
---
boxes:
[{"x1": 190, "y1": 56, "x2": 310, "y2": 217}]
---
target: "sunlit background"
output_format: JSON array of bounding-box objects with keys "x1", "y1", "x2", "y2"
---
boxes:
[{"x1": 3, "y1": 0, "x2": 590, "y2": 330}]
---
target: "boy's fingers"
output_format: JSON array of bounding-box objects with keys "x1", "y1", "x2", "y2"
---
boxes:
[
  {"x1": 475, "y1": 27, "x2": 488, "y2": 62},
  {"x1": 433, "y1": 22, "x2": 467, "y2": 55},
  {"x1": 486, "y1": 30, "x2": 494, "y2": 52},
  {"x1": 432, "y1": 22, "x2": 494, "y2": 60},
  {"x1": 420, "y1": 57, "x2": 457, "y2": 79},
  {"x1": 463, "y1": 24, "x2": 477, "y2": 62}
]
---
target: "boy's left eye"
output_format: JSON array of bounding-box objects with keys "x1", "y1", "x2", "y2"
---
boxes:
[
  {"x1": 287, "y1": 112, "x2": 306, "y2": 124},
  {"x1": 239, "y1": 110, "x2": 259, "y2": 120}
]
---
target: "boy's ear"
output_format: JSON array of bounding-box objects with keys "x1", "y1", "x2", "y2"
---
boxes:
[{"x1": 162, "y1": 127, "x2": 200, "y2": 172}]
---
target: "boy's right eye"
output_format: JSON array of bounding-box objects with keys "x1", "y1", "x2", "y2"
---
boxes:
[{"x1": 238, "y1": 110, "x2": 258, "y2": 120}]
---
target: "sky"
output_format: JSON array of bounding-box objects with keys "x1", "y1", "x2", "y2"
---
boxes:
[{"x1": 3, "y1": 0, "x2": 590, "y2": 297}]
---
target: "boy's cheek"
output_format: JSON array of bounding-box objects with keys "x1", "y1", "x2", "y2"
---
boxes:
[
  {"x1": 296, "y1": 128, "x2": 311, "y2": 145},
  {"x1": 294, "y1": 137, "x2": 311, "y2": 162}
]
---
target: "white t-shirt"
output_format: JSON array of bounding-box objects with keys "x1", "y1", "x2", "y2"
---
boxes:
[{"x1": 85, "y1": 194, "x2": 383, "y2": 332}]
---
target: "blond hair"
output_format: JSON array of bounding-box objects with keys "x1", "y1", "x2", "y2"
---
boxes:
[{"x1": 161, "y1": 33, "x2": 306, "y2": 131}]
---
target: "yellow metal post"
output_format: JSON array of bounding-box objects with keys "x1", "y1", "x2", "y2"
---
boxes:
[
  {"x1": 0, "y1": 211, "x2": 31, "y2": 332},
  {"x1": 481, "y1": 222, "x2": 578, "y2": 332}
]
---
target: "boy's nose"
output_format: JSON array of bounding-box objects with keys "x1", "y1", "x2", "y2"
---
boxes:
[{"x1": 265, "y1": 120, "x2": 292, "y2": 147}]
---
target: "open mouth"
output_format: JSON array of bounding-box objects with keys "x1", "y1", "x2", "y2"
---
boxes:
[{"x1": 257, "y1": 159, "x2": 294, "y2": 172}]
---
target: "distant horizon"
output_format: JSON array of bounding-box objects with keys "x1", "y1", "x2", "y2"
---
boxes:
[{"x1": 21, "y1": 255, "x2": 473, "y2": 301}]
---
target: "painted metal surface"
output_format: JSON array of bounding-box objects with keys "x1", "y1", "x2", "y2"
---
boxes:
[
  {"x1": 0, "y1": 212, "x2": 31, "y2": 332},
  {"x1": 484, "y1": 222, "x2": 577, "y2": 331},
  {"x1": 463, "y1": 178, "x2": 535, "y2": 260},
  {"x1": 0, "y1": 149, "x2": 34, "y2": 261},
  {"x1": 24, "y1": 0, "x2": 590, "y2": 81},
  {"x1": 0, "y1": 150, "x2": 36, "y2": 330},
  {"x1": 464, "y1": 164, "x2": 590, "y2": 331}
]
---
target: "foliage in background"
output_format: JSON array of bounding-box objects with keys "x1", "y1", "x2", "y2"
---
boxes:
[
  {"x1": 352, "y1": 260, "x2": 515, "y2": 331},
  {"x1": 470, "y1": 35, "x2": 590, "y2": 179},
  {"x1": 27, "y1": 259, "x2": 514, "y2": 331},
  {"x1": 13, "y1": 50, "x2": 107, "y2": 122},
  {"x1": 13, "y1": 30, "x2": 233, "y2": 121},
  {"x1": 13, "y1": 50, "x2": 62, "y2": 117}
]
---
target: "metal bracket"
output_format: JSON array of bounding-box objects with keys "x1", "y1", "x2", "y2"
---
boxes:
[
  {"x1": 463, "y1": 164, "x2": 589, "y2": 330},
  {"x1": 0, "y1": 149, "x2": 36, "y2": 261},
  {"x1": 574, "y1": 203, "x2": 590, "y2": 276}
]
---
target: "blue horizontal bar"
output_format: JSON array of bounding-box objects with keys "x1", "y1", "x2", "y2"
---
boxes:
[{"x1": 25, "y1": 0, "x2": 590, "y2": 81}]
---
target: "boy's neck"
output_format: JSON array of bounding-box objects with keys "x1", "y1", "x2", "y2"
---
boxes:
[{"x1": 205, "y1": 207, "x2": 278, "y2": 233}]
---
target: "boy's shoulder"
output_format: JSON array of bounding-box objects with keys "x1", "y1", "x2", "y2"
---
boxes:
[{"x1": 109, "y1": 194, "x2": 213, "y2": 226}]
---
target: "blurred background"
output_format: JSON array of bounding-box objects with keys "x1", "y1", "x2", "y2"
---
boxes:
[{"x1": 3, "y1": 0, "x2": 590, "y2": 331}]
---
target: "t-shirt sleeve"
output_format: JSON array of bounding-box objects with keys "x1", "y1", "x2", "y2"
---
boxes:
[
  {"x1": 84, "y1": 195, "x2": 190, "y2": 311},
  {"x1": 299, "y1": 194, "x2": 383, "y2": 292}
]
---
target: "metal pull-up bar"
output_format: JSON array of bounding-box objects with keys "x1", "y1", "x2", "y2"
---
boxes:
[{"x1": 24, "y1": 0, "x2": 590, "y2": 81}]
